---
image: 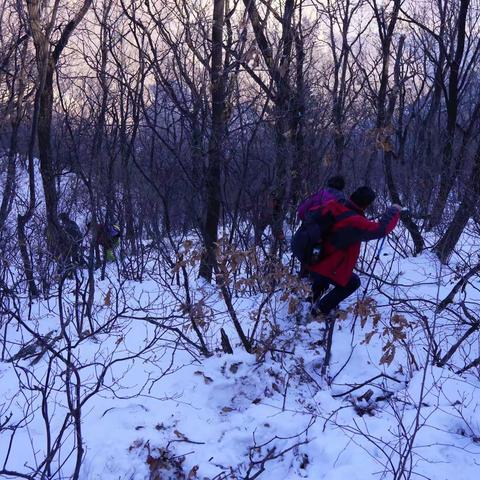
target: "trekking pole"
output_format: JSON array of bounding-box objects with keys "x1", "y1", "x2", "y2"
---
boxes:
[
  {"x1": 361, "y1": 236, "x2": 386, "y2": 302},
  {"x1": 351, "y1": 206, "x2": 406, "y2": 335},
  {"x1": 351, "y1": 236, "x2": 386, "y2": 335},
  {"x1": 360, "y1": 206, "x2": 408, "y2": 300}
]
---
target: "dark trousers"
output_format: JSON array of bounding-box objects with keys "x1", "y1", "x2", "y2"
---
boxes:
[{"x1": 310, "y1": 272, "x2": 361, "y2": 314}]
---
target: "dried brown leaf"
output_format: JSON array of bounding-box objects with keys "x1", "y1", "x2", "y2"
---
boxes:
[
  {"x1": 363, "y1": 331, "x2": 376, "y2": 345},
  {"x1": 104, "y1": 288, "x2": 111, "y2": 307},
  {"x1": 188, "y1": 465, "x2": 199, "y2": 479}
]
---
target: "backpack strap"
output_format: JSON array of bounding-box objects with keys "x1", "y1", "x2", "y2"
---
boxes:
[{"x1": 333, "y1": 210, "x2": 357, "y2": 222}]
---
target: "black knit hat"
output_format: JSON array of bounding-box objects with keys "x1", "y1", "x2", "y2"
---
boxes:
[
  {"x1": 350, "y1": 186, "x2": 376, "y2": 208},
  {"x1": 326, "y1": 175, "x2": 346, "y2": 191}
]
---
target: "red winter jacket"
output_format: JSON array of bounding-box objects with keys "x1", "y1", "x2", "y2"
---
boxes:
[{"x1": 307, "y1": 199, "x2": 400, "y2": 286}]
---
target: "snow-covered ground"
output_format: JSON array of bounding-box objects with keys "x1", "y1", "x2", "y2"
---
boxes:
[{"x1": 2, "y1": 229, "x2": 480, "y2": 480}]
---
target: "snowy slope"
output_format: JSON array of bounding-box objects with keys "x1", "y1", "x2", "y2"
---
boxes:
[{"x1": 2, "y1": 232, "x2": 480, "y2": 479}]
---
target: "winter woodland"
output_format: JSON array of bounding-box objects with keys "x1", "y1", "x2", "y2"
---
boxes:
[{"x1": 1, "y1": 0, "x2": 480, "y2": 479}]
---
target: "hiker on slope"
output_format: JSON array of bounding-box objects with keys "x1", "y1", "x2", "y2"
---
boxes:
[
  {"x1": 59, "y1": 212, "x2": 84, "y2": 267},
  {"x1": 296, "y1": 175, "x2": 346, "y2": 278},
  {"x1": 307, "y1": 186, "x2": 401, "y2": 317},
  {"x1": 87, "y1": 221, "x2": 121, "y2": 267}
]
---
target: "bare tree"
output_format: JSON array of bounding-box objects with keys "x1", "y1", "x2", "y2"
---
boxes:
[
  {"x1": 317, "y1": 0, "x2": 369, "y2": 172},
  {"x1": 198, "y1": 0, "x2": 229, "y2": 281},
  {"x1": 425, "y1": 0, "x2": 474, "y2": 228},
  {"x1": 242, "y1": 0, "x2": 297, "y2": 249},
  {"x1": 362, "y1": 0, "x2": 424, "y2": 254},
  {"x1": 25, "y1": 0, "x2": 93, "y2": 260},
  {"x1": 0, "y1": 1, "x2": 30, "y2": 232}
]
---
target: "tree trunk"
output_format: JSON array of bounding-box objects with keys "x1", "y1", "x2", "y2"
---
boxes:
[
  {"x1": 38, "y1": 64, "x2": 66, "y2": 252},
  {"x1": 0, "y1": 127, "x2": 19, "y2": 231},
  {"x1": 435, "y1": 147, "x2": 480, "y2": 263},
  {"x1": 289, "y1": 19, "x2": 306, "y2": 215},
  {"x1": 17, "y1": 84, "x2": 41, "y2": 298},
  {"x1": 199, "y1": 0, "x2": 226, "y2": 281}
]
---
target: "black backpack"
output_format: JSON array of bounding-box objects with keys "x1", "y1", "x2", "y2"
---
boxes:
[
  {"x1": 64, "y1": 219, "x2": 83, "y2": 244},
  {"x1": 291, "y1": 206, "x2": 335, "y2": 265},
  {"x1": 291, "y1": 205, "x2": 356, "y2": 265}
]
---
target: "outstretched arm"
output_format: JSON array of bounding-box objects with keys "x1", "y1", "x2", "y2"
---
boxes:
[{"x1": 332, "y1": 206, "x2": 400, "y2": 248}]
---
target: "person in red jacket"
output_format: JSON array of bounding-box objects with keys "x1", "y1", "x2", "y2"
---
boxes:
[{"x1": 308, "y1": 186, "x2": 401, "y2": 316}]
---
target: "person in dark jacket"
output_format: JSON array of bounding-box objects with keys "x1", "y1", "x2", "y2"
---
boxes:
[
  {"x1": 307, "y1": 186, "x2": 401, "y2": 316},
  {"x1": 59, "y1": 212, "x2": 84, "y2": 266},
  {"x1": 297, "y1": 175, "x2": 346, "y2": 221}
]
